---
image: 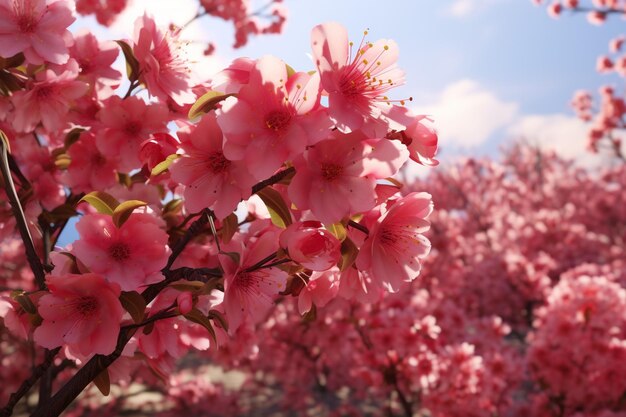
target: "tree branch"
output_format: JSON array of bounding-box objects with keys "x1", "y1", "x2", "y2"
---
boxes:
[
  {"x1": 0, "y1": 131, "x2": 46, "y2": 290},
  {"x1": 0, "y1": 347, "x2": 60, "y2": 417}
]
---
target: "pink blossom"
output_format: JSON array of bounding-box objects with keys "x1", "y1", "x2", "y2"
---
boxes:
[
  {"x1": 75, "y1": 0, "x2": 127, "y2": 26},
  {"x1": 138, "y1": 133, "x2": 179, "y2": 173},
  {"x1": 393, "y1": 118, "x2": 439, "y2": 166},
  {"x1": 356, "y1": 192, "x2": 433, "y2": 292},
  {"x1": 170, "y1": 114, "x2": 255, "y2": 219},
  {"x1": 70, "y1": 31, "x2": 121, "y2": 88},
  {"x1": 137, "y1": 289, "x2": 212, "y2": 359},
  {"x1": 132, "y1": 14, "x2": 194, "y2": 104},
  {"x1": 33, "y1": 273, "x2": 124, "y2": 356},
  {"x1": 279, "y1": 221, "x2": 341, "y2": 271},
  {"x1": 289, "y1": 135, "x2": 408, "y2": 224},
  {"x1": 96, "y1": 96, "x2": 168, "y2": 172},
  {"x1": 72, "y1": 212, "x2": 171, "y2": 291},
  {"x1": 10, "y1": 62, "x2": 87, "y2": 133},
  {"x1": 221, "y1": 232, "x2": 288, "y2": 333},
  {"x1": 211, "y1": 57, "x2": 255, "y2": 94},
  {"x1": 311, "y1": 22, "x2": 412, "y2": 136},
  {"x1": 297, "y1": 269, "x2": 340, "y2": 314},
  {"x1": 547, "y1": 2, "x2": 563, "y2": 17},
  {"x1": 217, "y1": 55, "x2": 331, "y2": 180},
  {"x1": 65, "y1": 132, "x2": 117, "y2": 193},
  {"x1": 0, "y1": 0, "x2": 75, "y2": 65}
]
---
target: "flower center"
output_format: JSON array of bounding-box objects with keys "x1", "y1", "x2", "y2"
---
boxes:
[
  {"x1": 379, "y1": 227, "x2": 396, "y2": 245},
  {"x1": 76, "y1": 296, "x2": 98, "y2": 318},
  {"x1": 16, "y1": 14, "x2": 37, "y2": 34},
  {"x1": 91, "y1": 153, "x2": 106, "y2": 167},
  {"x1": 265, "y1": 110, "x2": 291, "y2": 132},
  {"x1": 320, "y1": 163, "x2": 343, "y2": 182},
  {"x1": 124, "y1": 121, "x2": 142, "y2": 136},
  {"x1": 108, "y1": 242, "x2": 131, "y2": 261},
  {"x1": 207, "y1": 151, "x2": 231, "y2": 174},
  {"x1": 339, "y1": 72, "x2": 367, "y2": 98},
  {"x1": 36, "y1": 85, "x2": 54, "y2": 100}
]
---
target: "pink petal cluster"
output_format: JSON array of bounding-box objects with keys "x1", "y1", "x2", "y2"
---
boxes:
[
  {"x1": 221, "y1": 233, "x2": 288, "y2": 333},
  {"x1": 311, "y1": 22, "x2": 413, "y2": 136},
  {"x1": 0, "y1": 0, "x2": 75, "y2": 65},
  {"x1": 72, "y1": 212, "x2": 171, "y2": 291},
  {"x1": 132, "y1": 14, "x2": 194, "y2": 105},
  {"x1": 170, "y1": 114, "x2": 255, "y2": 219},
  {"x1": 33, "y1": 273, "x2": 124, "y2": 356}
]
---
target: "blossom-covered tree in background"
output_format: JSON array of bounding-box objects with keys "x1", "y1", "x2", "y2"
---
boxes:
[
  {"x1": 0, "y1": 1, "x2": 438, "y2": 416},
  {"x1": 534, "y1": 0, "x2": 626, "y2": 160}
]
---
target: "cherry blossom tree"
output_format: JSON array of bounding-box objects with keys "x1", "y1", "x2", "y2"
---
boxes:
[{"x1": 0, "y1": 1, "x2": 437, "y2": 416}]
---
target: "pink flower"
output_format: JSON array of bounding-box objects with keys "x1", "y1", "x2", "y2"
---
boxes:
[
  {"x1": 10, "y1": 62, "x2": 87, "y2": 133},
  {"x1": 170, "y1": 114, "x2": 256, "y2": 219},
  {"x1": 33, "y1": 273, "x2": 124, "y2": 356},
  {"x1": 217, "y1": 55, "x2": 331, "y2": 180},
  {"x1": 395, "y1": 118, "x2": 439, "y2": 166},
  {"x1": 132, "y1": 14, "x2": 194, "y2": 104},
  {"x1": 279, "y1": 221, "x2": 341, "y2": 271},
  {"x1": 211, "y1": 57, "x2": 255, "y2": 94},
  {"x1": 75, "y1": 0, "x2": 127, "y2": 27},
  {"x1": 356, "y1": 192, "x2": 433, "y2": 292},
  {"x1": 70, "y1": 31, "x2": 121, "y2": 88},
  {"x1": 297, "y1": 270, "x2": 340, "y2": 314},
  {"x1": 0, "y1": 0, "x2": 75, "y2": 65},
  {"x1": 72, "y1": 212, "x2": 171, "y2": 291},
  {"x1": 65, "y1": 131, "x2": 117, "y2": 193},
  {"x1": 96, "y1": 95, "x2": 168, "y2": 172},
  {"x1": 311, "y1": 22, "x2": 412, "y2": 136},
  {"x1": 289, "y1": 135, "x2": 408, "y2": 224},
  {"x1": 137, "y1": 289, "x2": 212, "y2": 359},
  {"x1": 221, "y1": 232, "x2": 288, "y2": 333}
]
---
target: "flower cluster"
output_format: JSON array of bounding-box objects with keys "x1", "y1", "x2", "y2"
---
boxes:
[{"x1": 0, "y1": 4, "x2": 437, "y2": 415}]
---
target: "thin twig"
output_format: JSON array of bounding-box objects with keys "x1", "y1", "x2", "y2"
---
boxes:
[
  {"x1": 0, "y1": 131, "x2": 46, "y2": 290},
  {"x1": 0, "y1": 347, "x2": 60, "y2": 417}
]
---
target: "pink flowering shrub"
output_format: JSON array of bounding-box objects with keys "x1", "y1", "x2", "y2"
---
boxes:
[{"x1": 0, "y1": 4, "x2": 440, "y2": 416}]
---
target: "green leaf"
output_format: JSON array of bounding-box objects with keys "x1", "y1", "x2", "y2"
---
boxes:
[
  {"x1": 53, "y1": 152, "x2": 71, "y2": 170},
  {"x1": 151, "y1": 153, "x2": 179, "y2": 176},
  {"x1": 184, "y1": 308, "x2": 218, "y2": 345},
  {"x1": 285, "y1": 64, "x2": 296, "y2": 78},
  {"x1": 220, "y1": 213, "x2": 238, "y2": 244},
  {"x1": 208, "y1": 309, "x2": 229, "y2": 332},
  {"x1": 338, "y1": 237, "x2": 359, "y2": 271},
  {"x1": 115, "y1": 40, "x2": 140, "y2": 82},
  {"x1": 12, "y1": 291, "x2": 36, "y2": 314},
  {"x1": 64, "y1": 128, "x2": 85, "y2": 149},
  {"x1": 325, "y1": 222, "x2": 347, "y2": 242},
  {"x1": 257, "y1": 187, "x2": 292, "y2": 228},
  {"x1": 188, "y1": 91, "x2": 235, "y2": 120},
  {"x1": 119, "y1": 291, "x2": 146, "y2": 324},
  {"x1": 112, "y1": 200, "x2": 147, "y2": 228},
  {"x1": 163, "y1": 199, "x2": 183, "y2": 215},
  {"x1": 93, "y1": 368, "x2": 111, "y2": 396},
  {"x1": 79, "y1": 192, "x2": 120, "y2": 215},
  {"x1": 46, "y1": 204, "x2": 78, "y2": 223}
]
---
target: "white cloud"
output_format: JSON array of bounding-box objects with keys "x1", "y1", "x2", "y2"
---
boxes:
[
  {"x1": 446, "y1": 0, "x2": 502, "y2": 17},
  {"x1": 507, "y1": 114, "x2": 624, "y2": 168},
  {"x1": 412, "y1": 79, "x2": 518, "y2": 148}
]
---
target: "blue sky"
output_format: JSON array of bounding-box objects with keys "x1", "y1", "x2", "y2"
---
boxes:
[
  {"x1": 59, "y1": 0, "x2": 622, "y2": 246},
  {"x1": 72, "y1": 0, "x2": 624, "y2": 163}
]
